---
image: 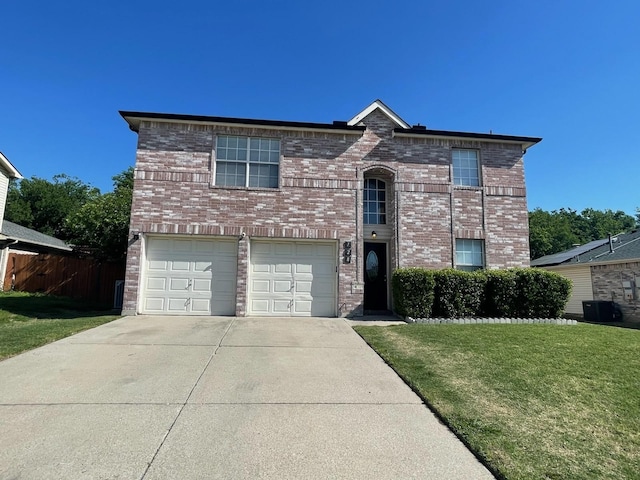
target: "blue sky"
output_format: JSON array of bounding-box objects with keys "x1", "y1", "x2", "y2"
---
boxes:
[{"x1": 1, "y1": 1, "x2": 639, "y2": 215}]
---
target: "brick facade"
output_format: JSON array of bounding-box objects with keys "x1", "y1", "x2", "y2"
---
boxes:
[
  {"x1": 591, "y1": 262, "x2": 640, "y2": 322},
  {"x1": 121, "y1": 103, "x2": 538, "y2": 316}
]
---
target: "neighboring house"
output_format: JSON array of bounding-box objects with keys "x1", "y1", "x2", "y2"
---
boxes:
[
  {"x1": 0, "y1": 151, "x2": 23, "y2": 227},
  {"x1": 120, "y1": 100, "x2": 541, "y2": 317},
  {"x1": 0, "y1": 220, "x2": 73, "y2": 290},
  {"x1": 532, "y1": 230, "x2": 640, "y2": 322}
]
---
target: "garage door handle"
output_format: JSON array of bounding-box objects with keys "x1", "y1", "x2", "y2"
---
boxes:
[{"x1": 186, "y1": 279, "x2": 192, "y2": 289}]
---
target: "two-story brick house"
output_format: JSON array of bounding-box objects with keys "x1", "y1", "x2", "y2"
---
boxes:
[{"x1": 120, "y1": 100, "x2": 540, "y2": 317}]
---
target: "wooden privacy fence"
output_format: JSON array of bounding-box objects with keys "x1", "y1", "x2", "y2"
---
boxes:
[{"x1": 3, "y1": 253, "x2": 126, "y2": 305}]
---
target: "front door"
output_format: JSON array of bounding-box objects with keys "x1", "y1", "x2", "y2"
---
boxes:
[{"x1": 363, "y1": 242, "x2": 387, "y2": 311}]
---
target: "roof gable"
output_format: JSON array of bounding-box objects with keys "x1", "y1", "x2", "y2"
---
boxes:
[{"x1": 347, "y1": 99, "x2": 410, "y2": 129}]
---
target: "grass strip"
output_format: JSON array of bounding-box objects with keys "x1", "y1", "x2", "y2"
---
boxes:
[
  {"x1": 354, "y1": 323, "x2": 640, "y2": 480},
  {"x1": 0, "y1": 291, "x2": 119, "y2": 360}
]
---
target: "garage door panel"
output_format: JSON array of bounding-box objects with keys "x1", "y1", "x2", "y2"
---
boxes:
[
  {"x1": 169, "y1": 278, "x2": 190, "y2": 291},
  {"x1": 295, "y1": 280, "x2": 312, "y2": 294},
  {"x1": 146, "y1": 277, "x2": 166, "y2": 290},
  {"x1": 192, "y1": 279, "x2": 211, "y2": 292},
  {"x1": 295, "y1": 244, "x2": 314, "y2": 256},
  {"x1": 144, "y1": 297, "x2": 165, "y2": 311},
  {"x1": 274, "y1": 280, "x2": 292, "y2": 293},
  {"x1": 194, "y1": 261, "x2": 212, "y2": 272},
  {"x1": 273, "y1": 299, "x2": 292, "y2": 313},
  {"x1": 275, "y1": 243, "x2": 294, "y2": 255},
  {"x1": 191, "y1": 299, "x2": 211, "y2": 313},
  {"x1": 148, "y1": 260, "x2": 168, "y2": 271},
  {"x1": 296, "y1": 263, "x2": 312, "y2": 274},
  {"x1": 251, "y1": 280, "x2": 270, "y2": 293},
  {"x1": 174, "y1": 240, "x2": 193, "y2": 253},
  {"x1": 171, "y1": 261, "x2": 190, "y2": 272},
  {"x1": 274, "y1": 263, "x2": 292, "y2": 274},
  {"x1": 293, "y1": 300, "x2": 312, "y2": 315},
  {"x1": 168, "y1": 298, "x2": 189, "y2": 311},
  {"x1": 142, "y1": 237, "x2": 238, "y2": 315}
]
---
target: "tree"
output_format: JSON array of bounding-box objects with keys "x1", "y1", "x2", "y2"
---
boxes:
[
  {"x1": 529, "y1": 207, "x2": 638, "y2": 260},
  {"x1": 64, "y1": 167, "x2": 134, "y2": 261},
  {"x1": 6, "y1": 174, "x2": 99, "y2": 238}
]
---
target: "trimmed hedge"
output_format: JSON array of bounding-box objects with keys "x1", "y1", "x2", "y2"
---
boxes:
[
  {"x1": 392, "y1": 267, "x2": 572, "y2": 319},
  {"x1": 391, "y1": 268, "x2": 435, "y2": 318},
  {"x1": 432, "y1": 269, "x2": 486, "y2": 319}
]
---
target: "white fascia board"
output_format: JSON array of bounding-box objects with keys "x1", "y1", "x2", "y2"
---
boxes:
[
  {"x1": 347, "y1": 100, "x2": 411, "y2": 129},
  {"x1": 0, "y1": 152, "x2": 23, "y2": 179}
]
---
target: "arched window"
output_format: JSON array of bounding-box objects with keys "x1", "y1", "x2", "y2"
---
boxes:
[{"x1": 364, "y1": 178, "x2": 386, "y2": 225}]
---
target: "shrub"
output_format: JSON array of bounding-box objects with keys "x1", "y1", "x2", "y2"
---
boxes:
[
  {"x1": 513, "y1": 268, "x2": 572, "y2": 318},
  {"x1": 432, "y1": 269, "x2": 486, "y2": 318},
  {"x1": 391, "y1": 268, "x2": 435, "y2": 318},
  {"x1": 482, "y1": 269, "x2": 518, "y2": 317},
  {"x1": 392, "y1": 267, "x2": 572, "y2": 319}
]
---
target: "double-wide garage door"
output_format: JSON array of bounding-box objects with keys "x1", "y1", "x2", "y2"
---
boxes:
[
  {"x1": 142, "y1": 237, "x2": 238, "y2": 315},
  {"x1": 141, "y1": 236, "x2": 337, "y2": 317},
  {"x1": 249, "y1": 240, "x2": 337, "y2": 316}
]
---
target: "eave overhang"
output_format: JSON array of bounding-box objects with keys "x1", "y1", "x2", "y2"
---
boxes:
[
  {"x1": 393, "y1": 128, "x2": 542, "y2": 150},
  {"x1": 119, "y1": 111, "x2": 366, "y2": 136},
  {"x1": 0, "y1": 152, "x2": 23, "y2": 179}
]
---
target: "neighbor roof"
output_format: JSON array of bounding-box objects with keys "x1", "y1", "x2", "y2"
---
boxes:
[
  {"x1": 0, "y1": 220, "x2": 72, "y2": 251},
  {"x1": 0, "y1": 152, "x2": 23, "y2": 179},
  {"x1": 120, "y1": 101, "x2": 542, "y2": 149},
  {"x1": 531, "y1": 230, "x2": 640, "y2": 267}
]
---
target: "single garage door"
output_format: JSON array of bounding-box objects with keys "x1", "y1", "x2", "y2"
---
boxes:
[
  {"x1": 142, "y1": 236, "x2": 237, "y2": 315},
  {"x1": 249, "y1": 240, "x2": 337, "y2": 316}
]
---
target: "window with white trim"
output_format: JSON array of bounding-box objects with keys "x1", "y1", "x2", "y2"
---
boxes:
[
  {"x1": 215, "y1": 135, "x2": 280, "y2": 188},
  {"x1": 363, "y1": 178, "x2": 386, "y2": 224},
  {"x1": 452, "y1": 149, "x2": 480, "y2": 186},
  {"x1": 455, "y1": 239, "x2": 484, "y2": 271}
]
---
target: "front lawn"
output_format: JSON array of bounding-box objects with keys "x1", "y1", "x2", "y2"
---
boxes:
[
  {"x1": 0, "y1": 291, "x2": 119, "y2": 360},
  {"x1": 354, "y1": 323, "x2": 640, "y2": 480}
]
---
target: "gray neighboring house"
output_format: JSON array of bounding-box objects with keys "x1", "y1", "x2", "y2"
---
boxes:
[{"x1": 531, "y1": 230, "x2": 640, "y2": 322}]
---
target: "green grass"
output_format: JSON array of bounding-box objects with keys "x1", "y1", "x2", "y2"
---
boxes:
[
  {"x1": 0, "y1": 291, "x2": 119, "y2": 360},
  {"x1": 354, "y1": 323, "x2": 640, "y2": 480}
]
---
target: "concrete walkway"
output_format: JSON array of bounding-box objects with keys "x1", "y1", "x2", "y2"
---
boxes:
[{"x1": 0, "y1": 316, "x2": 494, "y2": 479}]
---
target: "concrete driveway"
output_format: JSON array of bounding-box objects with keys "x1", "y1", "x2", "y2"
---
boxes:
[{"x1": 0, "y1": 316, "x2": 493, "y2": 479}]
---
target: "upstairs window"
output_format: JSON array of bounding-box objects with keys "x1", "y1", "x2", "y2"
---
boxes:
[
  {"x1": 364, "y1": 178, "x2": 386, "y2": 225},
  {"x1": 215, "y1": 135, "x2": 280, "y2": 188},
  {"x1": 456, "y1": 239, "x2": 484, "y2": 271},
  {"x1": 452, "y1": 149, "x2": 480, "y2": 186}
]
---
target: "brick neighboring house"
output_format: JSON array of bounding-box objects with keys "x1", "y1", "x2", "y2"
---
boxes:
[
  {"x1": 532, "y1": 230, "x2": 640, "y2": 322},
  {"x1": 120, "y1": 100, "x2": 540, "y2": 317}
]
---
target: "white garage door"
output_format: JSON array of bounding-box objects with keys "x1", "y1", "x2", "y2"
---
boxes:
[
  {"x1": 547, "y1": 266, "x2": 593, "y2": 315},
  {"x1": 142, "y1": 236, "x2": 237, "y2": 315},
  {"x1": 249, "y1": 240, "x2": 337, "y2": 317}
]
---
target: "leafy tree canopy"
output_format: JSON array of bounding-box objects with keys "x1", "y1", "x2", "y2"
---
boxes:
[
  {"x1": 63, "y1": 167, "x2": 134, "y2": 261},
  {"x1": 6, "y1": 174, "x2": 99, "y2": 238},
  {"x1": 529, "y1": 208, "x2": 637, "y2": 260}
]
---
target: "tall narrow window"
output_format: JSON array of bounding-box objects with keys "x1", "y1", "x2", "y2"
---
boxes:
[
  {"x1": 455, "y1": 239, "x2": 484, "y2": 271},
  {"x1": 363, "y1": 178, "x2": 386, "y2": 224},
  {"x1": 215, "y1": 135, "x2": 280, "y2": 188},
  {"x1": 452, "y1": 149, "x2": 480, "y2": 186}
]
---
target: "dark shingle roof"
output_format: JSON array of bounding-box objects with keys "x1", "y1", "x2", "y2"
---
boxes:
[
  {"x1": 531, "y1": 230, "x2": 640, "y2": 267},
  {"x1": 0, "y1": 220, "x2": 72, "y2": 251}
]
